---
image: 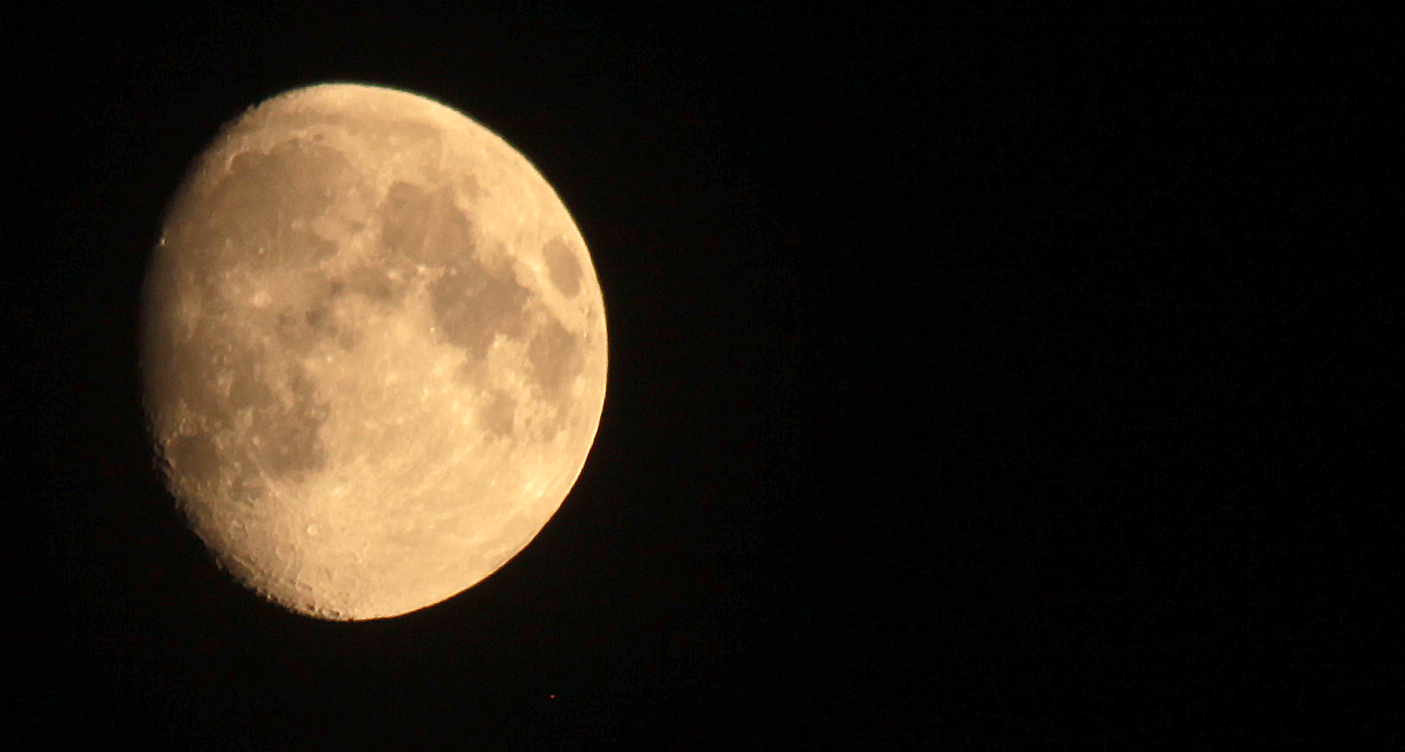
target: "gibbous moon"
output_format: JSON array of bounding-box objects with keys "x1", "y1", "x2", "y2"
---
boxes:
[{"x1": 141, "y1": 83, "x2": 607, "y2": 620}]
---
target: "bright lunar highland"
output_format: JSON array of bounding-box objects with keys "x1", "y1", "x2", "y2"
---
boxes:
[{"x1": 141, "y1": 83, "x2": 608, "y2": 620}]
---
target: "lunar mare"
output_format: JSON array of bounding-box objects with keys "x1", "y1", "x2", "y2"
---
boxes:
[{"x1": 141, "y1": 83, "x2": 607, "y2": 620}]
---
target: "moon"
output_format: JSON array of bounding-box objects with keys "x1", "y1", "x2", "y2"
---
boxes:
[{"x1": 140, "y1": 83, "x2": 608, "y2": 620}]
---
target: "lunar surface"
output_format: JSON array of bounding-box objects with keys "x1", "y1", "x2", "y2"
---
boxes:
[{"x1": 140, "y1": 83, "x2": 607, "y2": 620}]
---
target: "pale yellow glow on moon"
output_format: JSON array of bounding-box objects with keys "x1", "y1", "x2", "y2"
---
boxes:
[{"x1": 140, "y1": 83, "x2": 607, "y2": 620}]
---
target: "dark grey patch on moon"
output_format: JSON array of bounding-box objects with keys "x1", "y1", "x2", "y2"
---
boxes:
[
  {"x1": 273, "y1": 270, "x2": 402, "y2": 353},
  {"x1": 246, "y1": 364, "x2": 330, "y2": 478},
  {"x1": 527, "y1": 317, "x2": 585, "y2": 403},
  {"x1": 166, "y1": 434, "x2": 220, "y2": 488},
  {"x1": 342, "y1": 264, "x2": 407, "y2": 303},
  {"x1": 228, "y1": 474, "x2": 267, "y2": 506},
  {"x1": 541, "y1": 238, "x2": 582, "y2": 297},
  {"x1": 478, "y1": 389, "x2": 516, "y2": 437},
  {"x1": 304, "y1": 303, "x2": 330, "y2": 329},
  {"x1": 274, "y1": 296, "x2": 338, "y2": 353},
  {"x1": 430, "y1": 256, "x2": 530, "y2": 363},
  {"x1": 156, "y1": 330, "x2": 245, "y2": 422},
  {"x1": 227, "y1": 357, "x2": 276, "y2": 411},
  {"x1": 157, "y1": 332, "x2": 330, "y2": 491},
  {"x1": 174, "y1": 139, "x2": 350, "y2": 273},
  {"x1": 379, "y1": 181, "x2": 473, "y2": 268},
  {"x1": 220, "y1": 271, "x2": 349, "y2": 357}
]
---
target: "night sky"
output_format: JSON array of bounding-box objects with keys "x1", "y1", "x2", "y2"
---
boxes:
[{"x1": 7, "y1": 6, "x2": 1396, "y2": 749}]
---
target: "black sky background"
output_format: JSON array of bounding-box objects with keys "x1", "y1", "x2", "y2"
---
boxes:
[{"x1": 5, "y1": 6, "x2": 1398, "y2": 749}]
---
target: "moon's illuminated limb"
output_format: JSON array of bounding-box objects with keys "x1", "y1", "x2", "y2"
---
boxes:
[{"x1": 141, "y1": 83, "x2": 607, "y2": 620}]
